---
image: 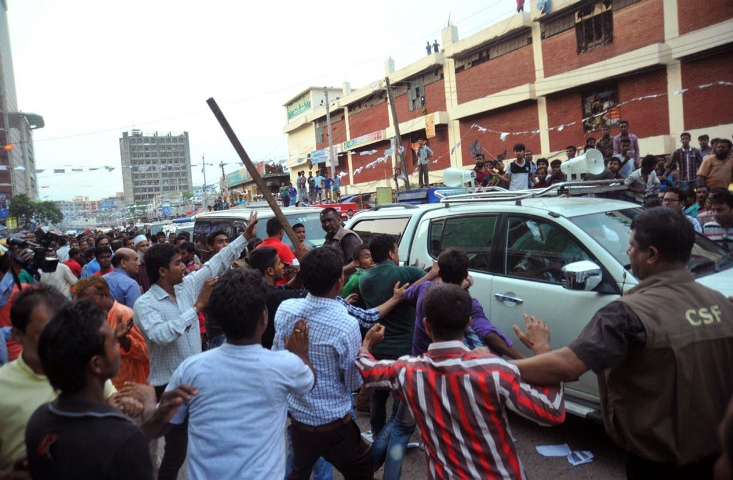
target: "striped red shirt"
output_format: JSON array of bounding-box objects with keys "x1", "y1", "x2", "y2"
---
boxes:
[{"x1": 356, "y1": 341, "x2": 565, "y2": 479}]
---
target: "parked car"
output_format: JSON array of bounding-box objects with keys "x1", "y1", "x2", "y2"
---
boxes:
[
  {"x1": 345, "y1": 197, "x2": 733, "y2": 420},
  {"x1": 193, "y1": 207, "x2": 324, "y2": 262}
]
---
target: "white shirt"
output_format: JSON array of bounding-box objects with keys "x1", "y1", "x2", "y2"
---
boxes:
[
  {"x1": 39, "y1": 262, "x2": 77, "y2": 299},
  {"x1": 167, "y1": 343, "x2": 313, "y2": 480},
  {"x1": 624, "y1": 169, "x2": 660, "y2": 202},
  {"x1": 134, "y1": 235, "x2": 246, "y2": 386},
  {"x1": 56, "y1": 245, "x2": 70, "y2": 263}
]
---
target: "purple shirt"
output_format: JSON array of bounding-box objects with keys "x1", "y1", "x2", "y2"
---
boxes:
[
  {"x1": 406, "y1": 281, "x2": 513, "y2": 356},
  {"x1": 612, "y1": 133, "x2": 640, "y2": 165}
]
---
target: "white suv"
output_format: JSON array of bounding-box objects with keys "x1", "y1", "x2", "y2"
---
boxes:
[{"x1": 346, "y1": 198, "x2": 733, "y2": 420}]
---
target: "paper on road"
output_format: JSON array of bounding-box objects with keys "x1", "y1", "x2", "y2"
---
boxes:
[{"x1": 535, "y1": 444, "x2": 572, "y2": 457}]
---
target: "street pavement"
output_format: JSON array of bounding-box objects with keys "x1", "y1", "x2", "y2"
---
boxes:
[{"x1": 342, "y1": 404, "x2": 626, "y2": 479}]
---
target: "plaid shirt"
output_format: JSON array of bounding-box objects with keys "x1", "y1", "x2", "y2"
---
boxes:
[
  {"x1": 337, "y1": 296, "x2": 380, "y2": 329},
  {"x1": 669, "y1": 147, "x2": 703, "y2": 182},
  {"x1": 134, "y1": 235, "x2": 246, "y2": 386},
  {"x1": 417, "y1": 145, "x2": 434, "y2": 165},
  {"x1": 272, "y1": 294, "x2": 362, "y2": 426},
  {"x1": 357, "y1": 341, "x2": 565, "y2": 479}
]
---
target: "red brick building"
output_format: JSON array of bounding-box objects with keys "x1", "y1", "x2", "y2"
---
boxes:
[{"x1": 284, "y1": 0, "x2": 733, "y2": 193}]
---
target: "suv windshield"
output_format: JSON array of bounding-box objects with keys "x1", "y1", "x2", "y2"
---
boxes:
[{"x1": 570, "y1": 208, "x2": 733, "y2": 278}]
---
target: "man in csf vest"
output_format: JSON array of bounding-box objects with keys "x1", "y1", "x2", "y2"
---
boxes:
[{"x1": 512, "y1": 207, "x2": 733, "y2": 480}]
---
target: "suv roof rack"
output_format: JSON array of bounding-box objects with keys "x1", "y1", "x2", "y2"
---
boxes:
[
  {"x1": 371, "y1": 203, "x2": 419, "y2": 211},
  {"x1": 438, "y1": 180, "x2": 628, "y2": 205}
]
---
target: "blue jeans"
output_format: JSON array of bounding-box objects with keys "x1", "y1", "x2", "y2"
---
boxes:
[
  {"x1": 679, "y1": 179, "x2": 699, "y2": 192},
  {"x1": 371, "y1": 400, "x2": 416, "y2": 480}
]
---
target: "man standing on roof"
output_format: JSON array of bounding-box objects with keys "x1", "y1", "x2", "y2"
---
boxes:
[{"x1": 416, "y1": 139, "x2": 433, "y2": 188}]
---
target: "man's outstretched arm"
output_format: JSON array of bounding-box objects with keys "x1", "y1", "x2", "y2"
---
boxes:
[{"x1": 511, "y1": 314, "x2": 593, "y2": 385}]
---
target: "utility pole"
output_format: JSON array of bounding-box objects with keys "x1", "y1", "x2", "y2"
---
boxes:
[
  {"x1": 201, "y1": 154, "x2": 208, "y2": 210},
  {"x1": 219, "y1": 161, "x2": 227, "y2": 202},
  {"x1": 324, "y1": 88, "x2": 336, "y2": 180},
  {"x1": 385, "y1": 77, "x2": 410, "y2": 191}
]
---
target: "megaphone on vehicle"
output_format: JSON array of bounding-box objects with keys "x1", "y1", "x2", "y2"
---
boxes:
[
  {"x1": 443, "y1": 168, "x2": 477, "y2": 188},
  {"x1": 560, "y1": 149, "x2": 604, "y2": 178}
]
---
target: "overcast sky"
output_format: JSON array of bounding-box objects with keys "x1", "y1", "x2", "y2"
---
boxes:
[{"x1": 9, "y1": 0, "x2": 512, "y2": 201}]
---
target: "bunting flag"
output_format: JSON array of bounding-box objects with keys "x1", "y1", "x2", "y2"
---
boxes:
[
  {"x1": 53, "y1": 169, "x2": 65, "y2": 173},
  {"x1": 351, "y1": 79, "x2": 732, "y2": 178},
  {"x1": 469, "y1": 140, "x2": 481, "y2": 157}
]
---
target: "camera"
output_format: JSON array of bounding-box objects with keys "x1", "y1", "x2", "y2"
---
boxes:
[{"x1": 5, "y1": 227, "x2": 60, "y2": 275}]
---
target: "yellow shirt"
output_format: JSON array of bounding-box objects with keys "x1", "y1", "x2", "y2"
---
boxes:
[{"x1": 0, "y1": 353, "x2": 116, "y2": 469}]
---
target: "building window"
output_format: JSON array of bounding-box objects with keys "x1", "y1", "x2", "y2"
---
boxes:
[
  {"x1": 408, "y1": 77, "x2": 425, "y2": 111},
  {"x1": 581, "y1": 84, "x2": 620, "y2": 132},
  {"x1": 315, "y1": 121, "x2": 324, "y2": 143},
  {"x1": 612, "y1": 0, "x2": 639, "y2": 10},
  {"x1": 490, "y1": 32, "x2": 532, "y2": 59},
  {"x1": 575, "y1": 2, "x2": 613, "y2": 53},
  {"x1": 541, "y1": 12, "x2": 575, "y2": 39}
]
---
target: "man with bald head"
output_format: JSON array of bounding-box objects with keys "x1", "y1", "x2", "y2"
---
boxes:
[{"x1": 104, "y1": 248, "x2": 143, "y2": 309}]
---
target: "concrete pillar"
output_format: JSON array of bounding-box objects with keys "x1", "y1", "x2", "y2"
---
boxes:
[
  {"x1": 663, "y1": 0, "x2": 679, "y2": 41},
  {"x1": 442, "y1": 25, "x2": 462, "y2": 168},
  {"x1": 531, "y1": 21, "x2": 550, "y2": 156},
  {"x1": 666, "y1": 60, "x2": 685, "y2": 136}
]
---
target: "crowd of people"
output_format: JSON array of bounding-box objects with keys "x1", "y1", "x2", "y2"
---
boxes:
[
  {"x1": 471, "y1": 123, "x2": 733, "y2": 253},
  {"x1": 472, "y1": 122, "x2": 731, "y2": 200},
  {"x1": 0, "y1": 134, "x2": 731, "y2": 479},
  {"x1": 287, "y1": 170, "x2": 342, "y2": 206}
]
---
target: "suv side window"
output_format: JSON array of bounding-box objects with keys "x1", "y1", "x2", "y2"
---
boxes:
[
  {"x1": 193, "y1": 220, "x2": 211, "y2": 250},
  {"x1": 503, "y1": 216, "x2": 591, "y2": 284},
  {"x1": 428, "y1": 215, "x2": 499, "y2": 272},
  {"x1": 351, "y1": 217, "x2": 410, "y2": 245}
]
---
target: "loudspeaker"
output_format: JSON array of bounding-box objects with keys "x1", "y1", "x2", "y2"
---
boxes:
[
  {"x1": 443, "y1": 168, "x2": 477, "y2": 188},
  {"x1": 560, "y1": 149, "x2": 604, "y2": 177}
]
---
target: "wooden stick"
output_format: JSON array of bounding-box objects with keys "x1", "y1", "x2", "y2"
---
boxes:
[{"x1": 206, "y1": 98, "x2": 300, "y2": 247}]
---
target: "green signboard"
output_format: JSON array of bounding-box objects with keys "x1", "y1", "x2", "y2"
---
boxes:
[{"x1": 287, "y1": 93, "x2": 312, "y2": 120}]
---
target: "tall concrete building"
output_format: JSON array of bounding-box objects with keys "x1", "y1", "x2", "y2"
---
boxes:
[
  {"x1": 119, "y1": 130, "x2": 193, "y2": 204},
  {"x1": 0, "y1": 0, "x2": 43, "y2": 200}
]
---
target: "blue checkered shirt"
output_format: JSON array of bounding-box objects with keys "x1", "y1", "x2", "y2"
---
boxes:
[
  {"x1": 417, "y1": 145, "x2": 433, "y2": 165},
  {"x1": 273, "y1": 293, "x2": 362, "y2": 426},
  {"x1": 337, "y1": 296, "x2": 380, "y2": 329},
  {"x1": 134, "y1": 235, "x2": 247, "y2": 386}
]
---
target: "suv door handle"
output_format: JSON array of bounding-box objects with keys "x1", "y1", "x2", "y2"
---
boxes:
[{"x1": 495, "y1": 293, "x2": 524, "y2": 305}]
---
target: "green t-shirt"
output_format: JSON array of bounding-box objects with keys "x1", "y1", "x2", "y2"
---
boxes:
[
  {"x1": 341, "y1": 269, "x2": 365, "y2": 309},
  {"x1": 18, "y1": 270, "x2": 36, "y2": 285},
  {"x1": 359, "y1": 261, "x2": 425, "y2": 357}
]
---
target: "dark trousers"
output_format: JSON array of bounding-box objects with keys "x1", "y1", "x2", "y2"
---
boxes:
[
  {"x1": 289, "y1": 419, "x2": 373, "y2": 480},
  {"x1": 625, "y1": 452, "x2": 716, "y2": 480},
  {"x1": 370, "y1": 388, "x2": 398, "y2": 436},
  {"x1": 155, "y1": 385, "x2": 188, "y2": 480},
  {"x1": 418, "y1": 164, "x2": 429, "y2": 188}
]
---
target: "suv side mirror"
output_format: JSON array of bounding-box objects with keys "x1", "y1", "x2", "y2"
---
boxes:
[{"x1": 562, "y1": 261, "x2": 602, "y2": 291}]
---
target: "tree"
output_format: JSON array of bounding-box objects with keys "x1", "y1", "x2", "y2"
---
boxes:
[
  {"x1": 8, "y1": 194, "x2": 64, "y2": 227},
  {"x1": 35, "y1": 201, "x2": 63, "y2": 225},
  {"x1": 8, "y1": 194, "x2": 35, "y2": 227},
  {"x1": 181, "y1": 190, "x2": 194, "y2": 202}
]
